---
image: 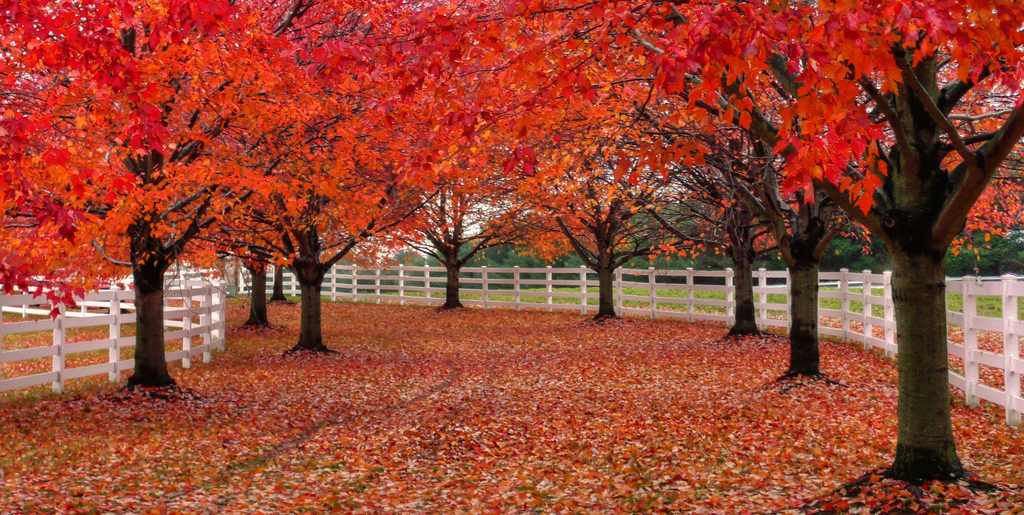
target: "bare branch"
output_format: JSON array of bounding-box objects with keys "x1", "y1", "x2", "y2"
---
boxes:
[{"x1": 92, "y1": 240, "x2": 131, "y2": 267}]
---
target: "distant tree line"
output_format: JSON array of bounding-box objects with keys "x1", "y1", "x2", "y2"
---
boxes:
[{"x1": 408, "y1": 231, "x2": 1023, "y2": 277}]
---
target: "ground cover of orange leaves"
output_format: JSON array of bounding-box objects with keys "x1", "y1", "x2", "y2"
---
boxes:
[{"x1": 0, "y1": 300, "x2": 1021, "y2": 514}]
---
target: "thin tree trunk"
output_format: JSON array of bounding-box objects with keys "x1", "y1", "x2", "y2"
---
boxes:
[
  {"x1": 125, "y1": 261, "x2": 175, "y2": 388},
  {"x1": 786, "y1": 260, "x2": 820, "y2": 376},
  {"x1": 729, "y1": 249, "x2": 760, "y2": 336},
  {"x1": 595, "y1": 266, "x2": 617, "y2": 319},
  {"x1": 442, "y1": 264, "x2": 464, "y2": 309},
  {"x1": 244, "y1": 265, "x2": 270, "y2": 328},
  {"x1": 288, "y1": 263, "x2": 331, "y2": 353},
  {"x1": 888, "y1": 250, "x2": 964, "y2": 481},
  {"x1": 270, "y1": 266, "x2": 288, "y2": 302}
]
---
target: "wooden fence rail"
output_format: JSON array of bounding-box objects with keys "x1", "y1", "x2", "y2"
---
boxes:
[
  {"x1": 1, "y1": 280, "x2": 227, "y2": 394},
  {"x1": 240, "y1": 265, "x2": 1023, "y2": 426}
]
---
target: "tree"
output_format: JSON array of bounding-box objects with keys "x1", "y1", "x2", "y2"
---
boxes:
[
  {"x1": 535, "y1": 153, "x2": 667, "y2": 320},
  {"x1": 403, "y1": 158, "x2": 533, "y2": 310},
  {"x1": 647, "y1": 149, "x2": 774, "y2": 336},
  {"x1": 218, "y1": 155, "x2": 425, "y2": 353},
  {"x1": 193, "y1": 0, "x2": 482, "y2": 352},
  {"x1": 737, "y1": 148, "x2": 843, "y2": 376},
  {"x1": 242, "y1": 260, "x2": 271, "y2": 328},
  {"x1": 270, "y1": 266, "x2": 289, "y2": 302},
  {"x1": 2, "y1": 0, "x2": 281, "y2": 388},
  {"x1": 635, "y1": 0, "x2": 1024, "y2": 480}
]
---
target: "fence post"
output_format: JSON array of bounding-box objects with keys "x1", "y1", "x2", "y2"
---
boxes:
[
  {"x1": 883, "y1": 271, "x2": 895, "y2": 358},
  {"x1": 217, "y1": 283, "x2": 227, "y2": 350},
  {"x1": 398, "y1": 264, "x2": 405, "y2": 306},
  {"x1": 52, "y1": 302, "x2": 66, "y2": 394},
  {"x1": 181, "y1": 286, "x2": 193, "y2": 369},
  {"x1": 757, "y1": 268, "x2": 768, "y2": 328},
  {"x1": 1002, "y1": 274, "x2": 1021, "y2": 425},
  {"x1": 329, "y1": 266, "x2": 338, "y2": 302},
  {"x1": 615, "y1": 268, "x2": 623, "y2": 317},
  {"x1": 201, "y1": 285, "x2": 212, "y2": 363},
  {"x1": 482, "y1": 266, "x2": 489, "y2": 309},
  {"x1": 963, "y1": 276, "x2": 980, "y2": 407},
  {"x1": 210, "y1": 286, "x2": 222, "y2": 351},
  {"x1": 351, "y1": 265, "x2": 359, "y2": 302},
  {"x1": 580, "y1": 266, "x2": 588, "y2": 315},
  {"x1": 108, "y1": 292, "x2": 122, "y2": 382},
  {"x1": 546, "y1": 266, "x2": 553, "y2": 312},
  {"x1": 514, "y1": 266, "x2": 521, "y2": 311},
  {"x1": 839, "y1": 268, "x2": 850, "y2": 342},
  {"x1": 374, "y1": 269, "x2": 381, "y2": 304},
  {"x1": 686, "y1": 268, "x2": 694, "y2": 322},
  {"x1": 649, "y1": 267, "x2": 657, "y2": 319},
  {"x1": 862, "y1": 270, "x2": 873, "y2": 350},
  {"x1": 424, "y1": 267, "x2": 432, "y2": 303},
  {"x1": 725, "y1": 268, "x2": 735, "y2": 325}
]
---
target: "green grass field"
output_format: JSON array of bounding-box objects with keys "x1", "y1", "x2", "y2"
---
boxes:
[{"x1": 304, "y1": 282, "x2": 1024, "y2": 320}]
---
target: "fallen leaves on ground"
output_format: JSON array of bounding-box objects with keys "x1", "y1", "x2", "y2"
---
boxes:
[
  {"x1": 0, "y1": 300, "x2": 1021, "y2": 514},
  {"x1": 793, "y1": 470, "x2": 1023, "y2": 515}
]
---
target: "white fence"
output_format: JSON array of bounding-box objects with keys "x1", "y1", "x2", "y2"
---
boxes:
[
  {"x1": 1, "y1": 280, "x2": 227, "y2": 394},
  {"x1": 242, "y1": 265, "x2": 1023, "y2": 425}
]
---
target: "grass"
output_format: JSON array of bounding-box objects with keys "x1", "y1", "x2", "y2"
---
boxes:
[{"x1": 315, "y1": 282, "x2": 1024, "y2": 319}]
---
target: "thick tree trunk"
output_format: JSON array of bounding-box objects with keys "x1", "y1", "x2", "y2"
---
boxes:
[
  {"x1": 244, "y1": 265, "x2": 270, "y2": 328},
  {"x1": 786, "y1": 260, "x2": 820, "y2": 376},
  {"x1": 595, "y1": 266, "x2": 617, "y2": 319},
  {"x1": 442, "y1": 264, "x2": 464, "y2": 309},
  {"x1": 270, "y1": 266, "x2": 288, "y2": 302},
  {"x1": 888, "y1": 250, "x2": 964, "y2": 481},
  {"x1": 289, "y1": 263, "x2": 331, "y2": 353},
  {"x1": 729, "y1": 250, "x2": 760, "y2": 336},
  {"x1": 126, "y1": 262, "x2": 176, "y2": 388}
]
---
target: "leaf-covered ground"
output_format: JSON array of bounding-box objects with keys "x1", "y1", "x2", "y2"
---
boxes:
[{"x1": 0, "y1": 300, "x2": 1021, "y2": 514}]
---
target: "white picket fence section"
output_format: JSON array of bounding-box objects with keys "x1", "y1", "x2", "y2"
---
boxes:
[
  {"x1": 242, "y1": 265, "x2": 1023, "y2": 425},
  {"x1": 1, "y1": 280, "x2": 227, "y2": 394}
]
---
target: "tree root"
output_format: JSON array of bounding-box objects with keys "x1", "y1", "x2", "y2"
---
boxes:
[
  {"x1": 758, "y1": 373, "x2": 848, "y2": 394},
  {"x1": 122, "y1": 375, "x2": 177, "y2": 391},
  {"x1": 725, "y1": 327, "x2": 763, "y2": 338},
  {"x1": 111, "y1": 382, "x2": 206, "y2": 403},
  {"x1": 283, "y1": 344, "x2": 340, "y2": 356},
  {"x1": 782, "y1": 467, "x2": 1010, "y2": 514}
]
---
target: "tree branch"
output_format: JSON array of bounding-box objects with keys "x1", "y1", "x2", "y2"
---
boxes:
[{"x1": 892, "y1": 50, "x2": 978, "y2": 169}]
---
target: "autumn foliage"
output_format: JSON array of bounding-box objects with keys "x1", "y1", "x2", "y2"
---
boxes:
[{"x1": 4, "y1": 0, "x2": 1024, "y2": 497}]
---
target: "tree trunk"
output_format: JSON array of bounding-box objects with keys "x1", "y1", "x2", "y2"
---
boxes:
[
  {"x1": 125, "y1": 261, "x2": 176, "y2": 388},
  {"x1": 786, "y1": 260, "x2": 820, "y2": 375},
  {"x1": 595, "y1": 266, "x2": 617, "y2": 319},
  {"x1": 729, "y1": 249, "x2": 760, "y2": 336},
  {"x1": 289, "y1": 264, "x2": 331, "y2": 353},
  {"x1": 442, "y1": 264, "x2": 464, "y2": 309},
  {"x1": 888, "y1": 250, "x2": 964, "y2": 481},
  {"x1": 244, "y1": 265, "x2": 270, "y2": 328},
  {"x1": 270, "y1": 266, "x2": 288, "y2": 302}
]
